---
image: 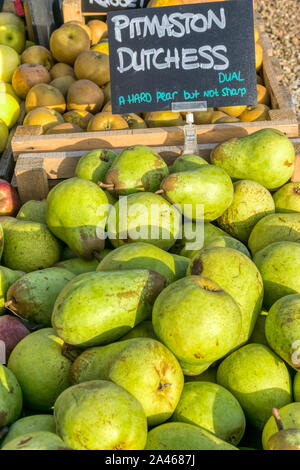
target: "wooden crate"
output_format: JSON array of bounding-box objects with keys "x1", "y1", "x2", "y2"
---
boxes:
[
  {"x1": 23, "y1": 0, "x2": 60, "y2": 47},
  {"x1": 11, "y1": 18, "x2": 298, "y2": 157},
  {"x1": 13, "y1": 138, "x2": 300, "y2": 203}
]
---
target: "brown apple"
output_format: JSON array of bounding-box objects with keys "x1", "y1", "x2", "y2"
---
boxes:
[
  {"x1": 239, "y1": 104, "x2": 270, "y2": 122},
  {"x1": 67, "y1": 79, "x2": 104, "y2": 114},
  {"x1": 257, "y1": 84, "x2": 270, "y2": 105},
  {"x1": 25, "y1": 84, "x2": 66, "y2": 114},
  {"x1": 63, "y1": 110, "x2": 93, "y2": 130},
  {"x1": 65, "y1": 20, "x2": 92, "y2": 42},
  {"x1": 50, "y1": 24, "x2": 90, "y2": 65},
  {"x1": 50, "y1": 76, "x2": 76, "y2": 98},
  {"x1": 210, "y1": 111, "x2": 228, "y2": 123},
  {"x1": 21, "y1": 45, "x2": 55, "y2": 71},
  {"x1": 87, "y1": 112, "x2": 129, "y2": 131},
  {"x1": 23, "y1": 107, "x2": 64, "y2": 133},
  {"x1": 0, "y1": 179, "x2": 20, "y2": 216},
  {"x1": 12, "y1": 64, "x2": 51, "y2": 100},
  {"x1": 145, "y1": 111, "x2": 183, "y2": 127},
  {"x1": 74, "y1": 50, "x2": 110, "y2": 86},
  {"x1": 102, "y1": 101, "x2": 112, "y2": 112},
  {"x1": 50, "y1": 63, "x2": 75, "y2": 80},
  {"x1": 193, "y1": 108, "x2": 214, "y2": 124},
  {"x1": 217, "y1": 105, "x2": 246, "y2": 117},
  {"x1": 87, "y1": 20, "x2": 108, "y2": 45},
  {"x1": 46, "y1": 123, "x2": 83, "y2": 134},
  {"x1": 102, "y1": 82, "x2": 111, "y2": 104},
  {"x1": 123, "y1": 113, "x2": 147, "y2": 129}
]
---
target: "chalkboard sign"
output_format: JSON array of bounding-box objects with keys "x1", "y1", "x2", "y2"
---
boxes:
[
  {"x1": 108, "y1": 0, "x2": 257, "y2": 114},
  {"x1": 81, "y1": 0, "x2": 148, "y2": 13}
]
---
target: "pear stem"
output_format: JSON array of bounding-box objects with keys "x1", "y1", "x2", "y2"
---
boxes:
[
  {"x1": 155, "y1": 189, "x2": 165, "y2": 195},
  {"x1": 0, "y1": 427, "x2": 9, "y2": 440},
  {"x1": 272, "y1": 408, "x2": 284, "y2": 431},
  {"x1": 98, "y1": 182, "x2": 115, "y2": 191},
  {"x1": 93, "y1": 251, "x2": 103, "y2": 263}
]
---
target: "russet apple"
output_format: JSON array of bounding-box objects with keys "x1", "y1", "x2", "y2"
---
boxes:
[
  {"x1": 87, "y1": 20, "x2": 108, "y2": 45},
  {"x1": 0, "y1": 44, "x2": 20, "y2": 83},
  {"x1": 74, "y1": 50, "x2": 110, "y2": 86},
  {"x1": 0, "y1": 179, "x2": 20, "y2": 215},
  {"x1": 50, "y1": 63, "x2": 75, "y2": 80},
  {"x1": 12, "y1": 64, "x2": 51, "y2": 100},
  {"x1": 0, "y1": 118, "x2": 8, "y2": 153},
  {"x1": 50, "y1": 24, "x2": 90, "y2": 65},
  {"x1": 23, "y1": 107, "x2": 64, "y2": 133},
  {"x1": 21, "y1": 45, "x2": 55, "y2": 71},
  {"x1": 46, "y1": 123, "x2": 83, "y2": 134},
  {"x1": 67, "y1": 79, "x2": 104, "y2": 114},
  {"x1": 50, "y1": 76, "x2": 75, "y2": 99},
  {"x1": 87, "y1": 112, "x2": 129, "y2": 131},
  {"x1": 25, "y1": 84, "x2": 66, "y2": 114},
  {"x1": 66, "y1": 21, "x2": 92, "y2": 42},
  {"x1": 63, "y1": 110, "x2": 93, "y2": 130}
]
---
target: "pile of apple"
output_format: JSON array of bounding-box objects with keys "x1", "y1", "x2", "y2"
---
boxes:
[{"x1": 0, "y1": 7, "x2": 269, "y2": 140}]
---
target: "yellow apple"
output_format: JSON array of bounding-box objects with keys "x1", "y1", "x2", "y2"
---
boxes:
[
  {"x1": 0, "y1": 92, "x2": 21, "y2": 128},
  {"x1": 0, "y1": 118, "x2": 9, "y2": 153},
  {"x1": 0, "y1": 12, "x2": 25, "y2": 34},
  {"x1": 0, "y1": 44, "x2": 20, "y2": 83},
  {"x1": 0, "y1": 24, "x2": 26, "y2": 54},
  {"x1": 92, "y1": 39, "x2": 109, "y2": 55},
  {"x1": 0, "y1": 81, "x2": 21, "y2": 103}
]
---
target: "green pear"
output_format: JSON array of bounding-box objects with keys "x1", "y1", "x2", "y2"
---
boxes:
[
  {"x1": 121, "y1": 320, "x2": 157, "y2": 341},
  {"x1": 170, "y1": 154, "x2": 208, "y2": 173},
  {"x1": 97, "y1": 242, "x2": 177, "y2": 285},
  {"x1": 2, "y1": 431, "x2": 70, "y2": 450},
  {"x1": 109, "y1": 338, "x2": 184, "y2": 426},
  {"x1": 294, "y1": 372, "x2": 300, "y2": 401},
  {"x1": 152, "y1": 276, "x2": 242, "y2": 375},
  {"x1": 104, "y1": 145, "x2": 169, "y2": 196},
  {"x1": 55, "y1": 258, "x2": 99, "y2": 275},
  {"x1": 253, "y1": 242, "x2": 300, "y2": 309},
  {"x1": 0, "y1": 217, "x2": 61, "y2": 272},
  {"x1": 178, "y1": 222, "x2": 229, "y2": 259},
  {"x1": 0, "y1": 267, "x2": 24, "y2": 315},
  {"x1": 248, "y1": 213, "x2": 300, "y2": 255},
  {"x1": 70, "y1": 341, "x2": 131, "y2": 384},
  {"x1": 184, "y1": 367, "x2": 217, "y2": 384},
  {"x1": 1, "y1": 414, "x2": 56, "y2": 448},
  {"x1": 72, "y1": 338, "x2": 184, "y2": 426},
  {"x1": 46, "y1": 177, "x2": 109, "y2": 260},
  {"x1": 0, "y1": 365, "x2": 22, "y2": 427},
  {"x1": 7, "y1": 328, "x2": 73, "y2": 411},
  {"x1": 171, "y1": 254, "x2": 190, "y2": 280},
  {"x1": 262, "y1": 402, "x2": 300, "y2": 449},
  {"x1": 211, "y1": 129, "x2": 295, "y2": 189},
  {"x1": 16, "y1": 200, "x2": 46, "y2": 224},
  {"x1": 187, "y1": 247, "x2": 263, "y2": 347},
  {"x1": 160, "y1": 165, "x2": 233, "y2": 221},
  {"x1": 172, "y1": 382, "x2": 246, "y2": 445},
  {"x1": 265, "y1": 294, "x2": 300, "y2": 369},
  {"x1": 75, "y1": 149, "x2": 117, "y2": 183},
  {"x1": 217, "y1": 344, "x2": 292, "y2": 429},
  {"x1": 204, "y1": 235, "x2": 251, "y2": 257},
  {"x1": 54, "y1": 381, "x2": 147, "y2": 450},
  {"x1": 218, "y1": 180, "x2": 275, "y2": 243},
  {"x1": 267, "y1": 428, "x2": 300, "y2": 450},
  {"x1": 249, "y1": 310, "x2": 268, "y2": 345},
  {"x1": 52, "y1": 269, "x2": 166, "y2": 347},
  {"x1": 273, "y1": 182, "x2": 300, "y2": 213},
  {"x1": 145, "y1": 422, "x2": 238, "y2": 450},
  {"x1": 61, "y1": 246, "x2": 77, "y2": 260},
  {"x1": 107, "y1": 193, "x2": 181, "y2": 251},
  {"x1": 6, "y1": 268, "x2": 75, "y2": 326}
]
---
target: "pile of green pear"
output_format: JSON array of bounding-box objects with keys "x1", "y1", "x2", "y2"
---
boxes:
[{"x1": 0, "y1": 128, "x2": 300, "y2": 451}]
